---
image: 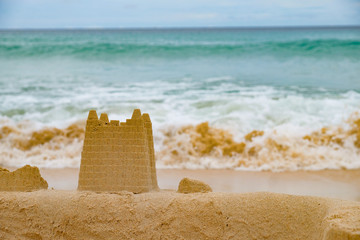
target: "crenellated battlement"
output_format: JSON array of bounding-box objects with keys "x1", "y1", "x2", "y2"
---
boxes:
[{"x1": 78, "y1": 109, "x2": 158, "y2": 193}]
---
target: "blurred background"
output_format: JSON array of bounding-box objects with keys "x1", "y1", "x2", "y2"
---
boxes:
[{"x1": 0, "y1": 0, "x2": 359, "y2": 173}]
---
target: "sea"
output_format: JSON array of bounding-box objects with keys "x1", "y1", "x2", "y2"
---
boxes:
[{"x1": 0, "y1": 27, "x2": 359, "y2": 171}]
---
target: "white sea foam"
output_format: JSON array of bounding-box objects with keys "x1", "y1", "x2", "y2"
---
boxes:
[{"x1": 0, "y1": 78, "x2": 360, "y2": 170}]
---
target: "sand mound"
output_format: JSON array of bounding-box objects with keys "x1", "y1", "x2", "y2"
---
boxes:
[
  {"x1": 0, "y1": 191, "x2": 359, "y2": 239},
  {"x1": 0, "y1": 165, "x2": 48, "y2": 191},
  {"x1": 177, "y1": 177, "x2": 212, "y2": 193}
]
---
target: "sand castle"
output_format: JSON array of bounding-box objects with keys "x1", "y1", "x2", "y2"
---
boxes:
[
  {"x1": 78, "y1": 109, "x2": 158, "y2": 193},
  {"x1": 0, "y1": 165, "x2": 48, "y2": 191}
]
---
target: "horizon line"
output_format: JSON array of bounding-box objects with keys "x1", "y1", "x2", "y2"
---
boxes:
[{"x1": 0, "y1": 25, "x2": 359, "y2": 31}]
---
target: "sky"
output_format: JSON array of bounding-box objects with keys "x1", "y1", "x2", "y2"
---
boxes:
[{"x1": 0, "y1": 0, "x2": 359, "y2": 29}]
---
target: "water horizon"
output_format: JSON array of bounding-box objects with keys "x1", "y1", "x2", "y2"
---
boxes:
[{"x1": 1, "y1": 25, "x2": 360, "y2": 32}]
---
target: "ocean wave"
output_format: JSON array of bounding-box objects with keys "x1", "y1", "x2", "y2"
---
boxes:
[
  {"x1": 156, "y1": 113, "x2": 360, "y2": 171},
  {"x1": 0, "y1": 39, "x2": 359, "y2": 59},
  {"x1": 1, "y1": 77, "x2": 359, "y2": 128},
  {"x1": 0, "y1": 113, "x2": 359, "y2": 171},
  {"x1": 0, "y1": 120, "x2": 85, "y2": 168}
]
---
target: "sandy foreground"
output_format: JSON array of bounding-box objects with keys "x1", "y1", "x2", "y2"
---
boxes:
[
  {"x1": 1, "y1": 168, "x2": 360, "y2": 239},
  {"x1": 0, "y1": 190, "x2": 360, "y2": 239}
]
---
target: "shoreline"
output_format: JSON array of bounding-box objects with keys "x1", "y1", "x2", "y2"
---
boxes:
[{"x1": 31, "y1": 168, "x2": 360, "y2": 201}]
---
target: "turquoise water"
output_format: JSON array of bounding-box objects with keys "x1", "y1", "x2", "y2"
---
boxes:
[
  {"x1": 1, "y1": 27, "x2": 360, "y2": 90},
  {"x1": 0, "y1": 27, "x2": 360, "y2": 169},
  {"x1": 0, "y1": 27, "x2": 359, "y2": 122}
]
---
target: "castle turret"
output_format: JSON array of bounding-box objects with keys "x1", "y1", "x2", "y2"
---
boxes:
[
  {"x1": 100, "y1": 113, "x2": 109, "y2": 123},
  {"x1": 132, "y1": 109, "x2": 142, "y2": 119},
  {"x1": 88, "y1": 110, "x2": 98, "y2": 120},
  {"x1": 86, "y1": 110, "x2": 98, "y2": 130},
  {"x1": 78, "y1": 109, "x2": 159, "y2": 193}
]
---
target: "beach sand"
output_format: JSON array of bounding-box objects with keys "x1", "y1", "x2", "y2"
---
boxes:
[
  {"x1": 0, "y1": 189, "x2": 360, "y2": 239},
  {"x1": 38, "y1": 168, "x2": 360, "y2": 201},
  {"x1": 1, "y1": 168, "x2": 360, "y2": 239}
]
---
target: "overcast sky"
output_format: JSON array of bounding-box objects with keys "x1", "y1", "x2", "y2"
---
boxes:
[{"x1": 0, "y1": 0, "x2": 359, "y2": 29}]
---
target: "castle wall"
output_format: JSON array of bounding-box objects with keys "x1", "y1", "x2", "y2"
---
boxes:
[
  {"x1": 143, "y1": 113, "x2": 158, "y2": 189},
  {"x1": 78, "y1": 109, "x2": 158, "y2": 193}
]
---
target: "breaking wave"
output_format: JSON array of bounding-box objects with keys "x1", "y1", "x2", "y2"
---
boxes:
[
  {"x1": 1, "y1": 113, "x2": 359, "y2": 171},
  {"x1": 156, "y1": 113, "x2": 360, "y2": 171}
]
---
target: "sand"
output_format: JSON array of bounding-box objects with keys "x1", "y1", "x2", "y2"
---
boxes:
[
  {"x1": 177, "y1": 177, "x2": 212, "y2": 193},
  {"x1": 1, "y1": 167, "x2": 360, "y2": 239},
  {"x1": 79, "y1": 109, "x2": 158, "y2": 193},
  {"x1": 0, "y1": 190, "x2": 359, "y2": 239},
  {"x1": 37, "y1": 168, "x2": 360, "y2": 201},
  {"x1": 2, "y1": 118, "x2": 360, "y2": 240},
  {"x1": 0, "y1": 165, "x2": 48, "y2": 191}
]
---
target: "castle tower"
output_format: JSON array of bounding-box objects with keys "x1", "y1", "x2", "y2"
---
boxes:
[{"x1": 78, "y1": 109, "x2": 159, "y2": 193}]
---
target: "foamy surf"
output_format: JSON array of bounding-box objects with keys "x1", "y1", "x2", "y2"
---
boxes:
[
  {"x1": 156, "y1": 114, "x2": 360, "y2": 171},
  {"x1": 0, "y1": 112, "x2": 359, "y2": 171},
  {"x1": 1, "y1": 28, "x2": 360, "y2": 171},
  {"x1": 0, "y1": 118, "x2": 85, "y2": 168}
]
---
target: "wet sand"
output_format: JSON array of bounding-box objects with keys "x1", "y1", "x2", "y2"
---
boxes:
[{"x1": 38, "y1": 168, "x2": 360, "y2": 201}]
